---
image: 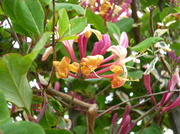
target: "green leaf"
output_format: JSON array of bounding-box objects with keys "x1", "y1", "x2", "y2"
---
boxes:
[
  {"x1": 12, "y1": 22, "x2": 31, "y2": 37},
  {"x1": 39, "y1": 112, "x2": 57, "y2": 129},
  {"x1": 39, "y1": 0, "x2": 51, "y2": 5},
  {"x1": 63, "y1": 17, "x2": 87, "y2": 37},
  {"x1": 14, "y1": 0, "x2": 44, "y2": 36},
  {"x1": 67, "y1": 0, "x2": 79, "y2": 4},
  {"x1": 96, "y1": 94, "x2": 106, "y2": 109},
  {"x1": 0, "y1": 54, "x2": 32, "y2": 111},
  {"x1": 0, "y1": 91, "x2": 12, "y2": 126},
  {"x1": 170, "y1": 43, "x2": 180, "y2": 56},
  {"x1": 2, "y1": 0, "x2": 31, "y2": 37},
  {"x1": 58, "y1": 8, "x2": 70, "y2": 38},
  {"x1": 128, "y1": 70, "x2": 143, "y2": 79},
  {"x1": 20, "y1": 32, "x2": 52, "y2": 74},
  {"x1": 115, "y1": 18, "x2": 134, "y2": 33},
  {"x1": 140, "y1": 0, "x2": 159, "y2": 9},
  {"x1": 73, "y1": 126, "x2": 86, "y2": 134},
  {"x1": 1, "y1": 121, "x2": 45, "y2": 134},
  {"x1": 131, "y1": 37, "x2": 163, "y2": 52},
  {"x1": 45, "y1": 129, "x2": 72, "y2": 134},
  {"x1": 59, "y1": 36, "x2": 78, "y2": 42},
  {"x1": 2, "y1": 0, "x2": 16, "y2": 21},
  {"x1": 52, "y1": 3, "x2": 85, "y2": 15},
  {"x1": 140, "y1": 127, "x2": 161, "y2": 134},
  {"x1": 107, "y1": 22, "x2": 121, "y2": 43},
  {"x1": 65, "y1": 77, "x2": 91, "y2": 90},
  {"x1": 86, "y1": 9, "x2": 106, "y2": 33},
  {"x1": 49, "y1": 98, "x2": 64, "y2": 113}
]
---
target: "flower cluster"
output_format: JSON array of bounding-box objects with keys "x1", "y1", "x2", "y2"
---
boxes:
[
  {"x1": 53, "y1": 26, "x2": 131, "y2": 88},
  {"x1": 81, "y1": 0, "x2": 132, "y2": 22},
  {"x1": 144, "y1": 74, "x2": 180, "y2": 113}
]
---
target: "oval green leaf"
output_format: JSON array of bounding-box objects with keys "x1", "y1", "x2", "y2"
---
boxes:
[
  {"x1": 131, "y1": 37, "x2": 163, "y2": 52},
  {"x1": 14, "y1": 0, "x2": 44, "y2": 36}
]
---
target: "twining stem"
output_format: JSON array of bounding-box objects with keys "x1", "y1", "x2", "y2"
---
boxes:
[
  {"x1": 134, "y1": 106, "x2": 156, "y2": 123},
  {"x1": 47, "y1": 0, "x2": 56, "y2": 87},
  {"x1": 131, "y1": 0, "x2": 141, "y2": 43},
  {"x1": 149, "y1": 6, "x2": 156, "y2": 36},
  {"x1": 86, "y1": 85, "x2": 111, "y2": 101},
  {"x1": 96, "y1": 89, "x2": 180, "y2": 118},
  {"x1": 46, "y1": 88, "x2": 92, "y2": 108},
  {"x1": 138, "y1": 111, "x2": 158, "y2": 134},
  {"x1": 37, "y1": 93, "x2": 48, "y2": 122}
]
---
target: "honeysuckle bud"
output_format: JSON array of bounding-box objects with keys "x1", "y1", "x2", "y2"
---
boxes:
[
  {"x1": 38, "y1": 73, "x2": 48, "y2": 86},
  {"x1": 41, "y1": 46, "x2": 53, "y2": 61}
]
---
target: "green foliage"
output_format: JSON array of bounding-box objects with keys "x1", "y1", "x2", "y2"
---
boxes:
[
  {"x1": 52, "y1": 3, "x2": 85, "y2": 15},
  {"x1": 106, "y1": 22, "x2": 121, "y2": 43},
  {"x1": 58, "y1": 8, "x2": 70, "y2": 38},
  {"x1": 0, "y1": 90, "x2": 12, "y2": 126},
  {"x1": 45, "y1": 129, "x2": 72, "y2": 134},
  {"x1": 85, "y1": 9, "x2": 106, "y2": 33},
  {"x1": 21, "y1": 32, "x2": 52, "y2": 74},
  {"x1": 0, "y1": 91, "x2": 45, "y2": 134},
  {"x1": 115, "y1": 18, "x2": 134, "y2": 33},
  {"x1": 1, "y1": 0, "x2": 180, "y2": 133},
  {"x1": 63, "y1": 17, "x2": 87, "y2": 37},
  {"x1": 39, "y1": 112, "x2": 58, "y2": 129},
  {"x1": 73, "y1": 126, "x2": 86, "y2": 134},
  {"x1": 0, "y1": 54, "x2": 32, "y2": 111},
  {"x1": 2, "y1": 121, "x2": 45, "y2": 134},
  {"x1": 131, "y1": 37, "x2": 163, "y2": 51},
  {"x1": 3, "y1": 0, "x2": 44, "y2": 37}
]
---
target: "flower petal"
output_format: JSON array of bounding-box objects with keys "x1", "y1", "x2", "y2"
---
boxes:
[
  {"x1": 143, "y1": 74, "x2": 157, "y2": 105},
  {"x1": 53, "y1": 57, "x2": 71, "y2": 78}
]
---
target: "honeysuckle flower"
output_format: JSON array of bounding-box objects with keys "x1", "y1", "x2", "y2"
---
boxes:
[
  {"x1": 53, "y1": 56, "x2": 79, "y2": 79},
  {"x1": 53, "y1": 31, "x2": 136, "y2": 88},
  {"x1": 80, "y1": 24, "x2": 102, "y2": 40},
  {"x1": 81, "y1": 55, "x2": 104, "y2": 75},
  {"x1": 143, "y1": 74, "x2": 179, "y2": 113},
  {"x1": 82, "y1": 0, "x2": 132, "y2": 22},
  {"x1": 111, "y1": 105, "x2": 135, "y2": 134}
]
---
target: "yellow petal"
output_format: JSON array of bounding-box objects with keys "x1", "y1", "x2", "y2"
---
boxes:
[
  {"x1": 53, "y1": 57, "x2": 71, "y2": 79},
  {"x1": 110, "y1": 65, "x2": 123, "y2": 75},
  {"x1": 69, "y1": 62, "x2": 79, "y2": 73},
  {"x1": 81, "y1": 66, "x2": 91, "y2": 75},
  {"x1": 80, "y1": 55, "x2": 104, "y2": 75},
  {"x1": 111, "y1": 76, "x2": 126, "y2": 88},
  {"x1": 91, "y1": 29, "x2": 102, "y2": 40}
]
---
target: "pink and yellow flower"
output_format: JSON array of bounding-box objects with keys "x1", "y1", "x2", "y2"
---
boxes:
[
  {"x1": 53, "y1": 29, "x2": 132, "y2": 88},
  {"x1": 81, "y1": 0, "x2": 132, "y2": 22}
]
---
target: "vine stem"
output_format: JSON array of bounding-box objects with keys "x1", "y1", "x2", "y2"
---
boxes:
[
  {"x1": 46, "y1": 88, "x2": 92, "y2": 108},
  {"x1": 46, "y1": 86, "x2": 180, "y2": 117},
  {"x1": 138, "y1": 110, "x2": 158, "y2": 134},
  {"x1": 149, "y1": 6, "x2": 156, "y2": 36},
  {"x1": 47, "y1": 0, "x2": 56, "y2": 87},
  {"x1": 96, "y1": 88, "x2": 180, "y2": 118},
  {"x1": 85, "y1": 85, "x2": 111, "y2": 101},
  {"x1": 131, "y1": 0, "x2": 141, "y2": 43}
]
